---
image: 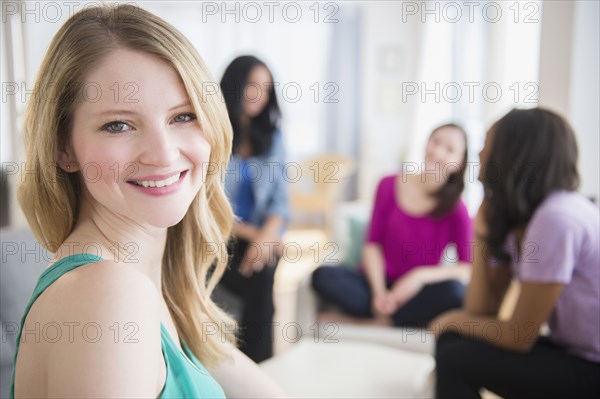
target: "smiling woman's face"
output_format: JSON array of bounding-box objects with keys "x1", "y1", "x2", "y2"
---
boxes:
[
  {"x1": 62, "y1": 49, "x2": 211, "y2": 228},
  {"x1": 424, "y1": 126, "x2": 466, "y2": 177},
  {"x1": 242, "y1": 65, "x2": 272, "y2": 118}
]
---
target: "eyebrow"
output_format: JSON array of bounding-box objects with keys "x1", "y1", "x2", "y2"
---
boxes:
[{"x1": 91, "y1": 102, "x2": 192, "y2": 118}]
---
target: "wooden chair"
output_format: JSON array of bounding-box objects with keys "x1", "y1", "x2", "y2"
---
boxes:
[{"x1": 289, "y1": 154, "x2": 356, "y2": 238}]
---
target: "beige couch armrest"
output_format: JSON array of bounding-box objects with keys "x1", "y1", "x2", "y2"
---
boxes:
[{"x1": 295, "y1": 272, "x2": 319, "y2": 335}]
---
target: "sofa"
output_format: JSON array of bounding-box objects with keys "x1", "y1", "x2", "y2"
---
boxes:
[
  {"x1": 0, "y1": 227, "x2": 49, "y2": 398},
  {"x1": 260, "y1": 337, "x2": 435, "y2": 398}
]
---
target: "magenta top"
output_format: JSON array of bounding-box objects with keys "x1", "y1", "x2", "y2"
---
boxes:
[{"x1": 363, "y1": 175, "x2": 473, "y2": 281}]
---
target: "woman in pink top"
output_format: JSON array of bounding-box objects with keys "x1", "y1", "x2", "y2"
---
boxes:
[
  {"x1": 312, "y1": 124, "x2": 473, "y2": 327},
  {"x1": 433, "y1": 108, "x2": 600, "y2": 398}
]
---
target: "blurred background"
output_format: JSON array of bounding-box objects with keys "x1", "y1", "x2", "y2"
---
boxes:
[{"x1": 2, "y1": 0, "x2": 598, "y2": 230}]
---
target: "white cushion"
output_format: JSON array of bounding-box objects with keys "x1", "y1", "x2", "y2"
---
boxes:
[
  {"x1": 260, "y1": 338, "x2": 435, "y2": 398},
  {"x1": 321, "y1": 324, "x2": 435, "y2": 355}
]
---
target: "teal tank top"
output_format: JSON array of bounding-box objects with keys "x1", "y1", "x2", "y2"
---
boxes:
[{"x1": 10, "y1": 254, "x2": 226, "y2": 398}]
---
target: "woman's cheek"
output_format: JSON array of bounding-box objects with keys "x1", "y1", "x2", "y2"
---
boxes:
[{"x1": 76, "y1": 143, "x2": 130, "y2": 187}]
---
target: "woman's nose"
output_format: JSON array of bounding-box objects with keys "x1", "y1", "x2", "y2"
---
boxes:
[
  {"x1": 433, "y1": 145, "x2": 445, "y2": 160},
  {"x1": 138, "y1": 125, "x2": 179, "y2": 167}
]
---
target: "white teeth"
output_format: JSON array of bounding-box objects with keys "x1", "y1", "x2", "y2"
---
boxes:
[{"x1": 133, "y1": 172, "x2": 181, "y2": 188}]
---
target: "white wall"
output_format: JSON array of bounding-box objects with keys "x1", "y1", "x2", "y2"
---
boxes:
[
  {"x1": 358, "y1": 2, "x2": 422, "y2": 201},
  {"x1": 539, "y1": 0, "x2": 600, "y2": 202},
  {"x1": 538, "y1": 1, "x2": 575, "y2": 115},
  {"x1": 569, "y1": 1, "x2": 600, "y2": 202}
]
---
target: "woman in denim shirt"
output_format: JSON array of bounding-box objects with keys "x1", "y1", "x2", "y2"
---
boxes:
[{"x1": 219, "y1": 56, "x2": 289, "y2": 362}]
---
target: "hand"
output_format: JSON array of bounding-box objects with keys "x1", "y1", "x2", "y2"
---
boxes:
[
  {"x1": 233, "y1": 223, "x2": 261, "y2": 242},
  {"x1": 428, "y1": 309, "x2": 469, "y2": 339},
  {"x1": 371, "y1": 291, "x2": 397, "y2": 316},
  {"x1": 389, "y1": 268, "x2": 430, "y2": 309},
  {"x1": 239, "y1": 233, "x2": 282, "y2": 277}
]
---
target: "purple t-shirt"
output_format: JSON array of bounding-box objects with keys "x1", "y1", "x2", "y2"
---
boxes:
[
  {"x1": 500, "y1": 191, "x2": 600, "y2": 363},
  {"x1": 363, "y1": 175, "x2": 473, "y2": 281}
]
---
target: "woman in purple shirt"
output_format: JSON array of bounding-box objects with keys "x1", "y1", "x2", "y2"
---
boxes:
[
  {"x1": 433, "y1": 108, "x2": 600, "y2": 398},
  {"x1": 312, "y1": 124, "x2": 473, "y2": 327}
]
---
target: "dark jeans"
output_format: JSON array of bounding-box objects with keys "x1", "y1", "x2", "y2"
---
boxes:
[
  {"x1": 311, "y1": 266, "x2": 465, "y2": 327},
  {"x1": 219, "y1": 239, "x2": 277, "y2": 363},
  {"x1": 435, "y1": 332, "x2": 600, "y2": 398}
]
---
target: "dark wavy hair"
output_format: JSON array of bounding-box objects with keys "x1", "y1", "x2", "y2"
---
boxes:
[
  {"x1": 429, "y1": 123, "x2": 469, "y2": 218},
  {"x1": 482, "y1": 108, "x2": 580, "y2": 262},
  {"x1": 220, "y1": 55, "x2": 281, "y2": 156}
]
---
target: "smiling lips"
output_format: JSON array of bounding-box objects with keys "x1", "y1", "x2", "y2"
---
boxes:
[
  {"x1": 127, "y1": 171, "x2": 187, "y2": 195},
  {"x1": 130, "y1": 172, "x2": 182, "y2": 188}
]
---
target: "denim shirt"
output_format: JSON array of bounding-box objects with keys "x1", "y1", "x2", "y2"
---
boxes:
[{"x1": 224, "y1": 129, "x2": 290, "y2": 234}]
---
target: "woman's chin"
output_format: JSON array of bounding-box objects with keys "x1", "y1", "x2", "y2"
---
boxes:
[{"x1": 147, "y1": 212, "x2": 188, "y2": 229}]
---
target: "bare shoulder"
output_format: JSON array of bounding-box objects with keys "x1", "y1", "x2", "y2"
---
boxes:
[
  {"x1": 18, "y1": 259, "x2": 163, "y2": 397},
  {"x1": 39, "y1": 258, "x2": 161, "y2": 324}
]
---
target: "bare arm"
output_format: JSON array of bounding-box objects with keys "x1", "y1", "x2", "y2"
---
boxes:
[
  {"x1": 259, "y1": 214, "x2": 285, "y2": 239},
  {"x1": 417, "y1": 262, "x2": 471, "y2": 284},
  {"x1": 431, "y1": 200, "x2": 566, "y2": 351},
  {"x1": 232, "y1": 222, "x2": 260, "y2": 242},
  {"x1": 362, "y1": 243, "x2": 399, "y2": 316},
  {"x1": 232, "y1": 214, "x2": 285, "y2": 243},
  {"x1": 464, "y1": 201, "x2": 512, "y2": 316},
  {"x1": 464, "y1": 237, "x2": 512, "y2": 316},
  {"x1": 362, "y1": 243, "x2": 388, "y2": 296},
  {"x1": 208, "y1": 343, "x2": 288, "y2": 398},
  {"x1": 41, "y1": 262, "x2": 163, "y2": 397},
  {"x1": 239, "y1": 215, "x2": 285, "y2": 276},
  {"x1": 431, "y1": 282, "x2": 564, "y2": 352},
  {"x1": 386, "y1": 263, "x2": 471, "y2": 309}
]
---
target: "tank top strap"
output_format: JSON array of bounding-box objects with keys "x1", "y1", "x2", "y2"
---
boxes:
[{"x1": 27, "y1": 253, "x2": 104, "y2": 312}]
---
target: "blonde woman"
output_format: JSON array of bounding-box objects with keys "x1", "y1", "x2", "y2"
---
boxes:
[{"x1": 11, "y1": 4, "x2": 285, "y2": 398}]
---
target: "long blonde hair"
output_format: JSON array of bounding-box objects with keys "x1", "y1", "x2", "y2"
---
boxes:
[{"x1": 17, "y1": 4, "x2": 235, "y2": 367}]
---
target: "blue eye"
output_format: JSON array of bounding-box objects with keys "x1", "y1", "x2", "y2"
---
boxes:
[
  {"x1": 173, "y1": 113, "x2": 197, "y2": 123},
  {"x1": 101, "y1": 121, "x2": 131, "y2": 133}
]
